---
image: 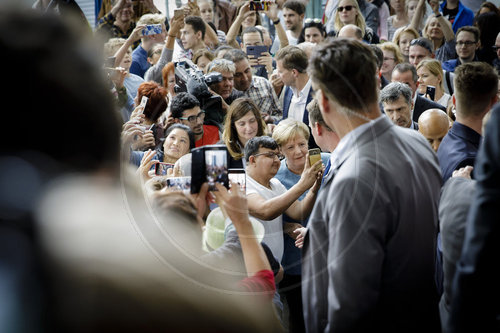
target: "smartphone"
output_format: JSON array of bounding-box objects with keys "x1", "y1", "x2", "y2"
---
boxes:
[
  {"x1": 246, "y1": 45, "x2": 268, "y2": 59},
  {"x1": 173, "y1": 8, "x2": 184, "y2": 19},
  {"x1": 228, "y1": 168, "x2": 246, "y2": 194},
  {"x1": 155, "y1": 162, "x2": 174, "y2": 176},
  {"x1": 191, "y1": 144, "x2": 229, "y2": 193},
  {"x1": 249, "y1": 1, "x2": 271, "y2": 11},
  {"x1": 166, "y1": 176, "x2": 191, "y2": 193},
  {"x1": 309, "y1": 148, "x2": 322, "y2": 166},
  {"x1": 142, "y1": 24, "x2": 163, "y2": 36},
  {"x1": 137, "y1": 95, "x2": 148, "y2": 114},
  {"x1": 426, "y1": 85, "x2": 436, "y2": 101}
]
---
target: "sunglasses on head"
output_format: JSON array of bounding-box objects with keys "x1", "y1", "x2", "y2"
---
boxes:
[
  {"x1": 337, "y1": 5, "x2": 354, "y2": 12},
  {"x1": 410, "y1": 38, "x2": 433, "y2": 54},
  {"x1": 305, "y1": 18, "x2": 322, "y2": 24}
]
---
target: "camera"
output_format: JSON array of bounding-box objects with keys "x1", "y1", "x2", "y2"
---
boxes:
[{"x1": 174, "y1": 59, "x2": 225, "y2": 127}]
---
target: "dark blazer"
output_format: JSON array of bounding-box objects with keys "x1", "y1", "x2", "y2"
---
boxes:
[
  {"x1": 282, "y1": 85, "x2": 318, "y2": 149},
  {"x1": 446, "y1": 103, "x2": 500, "y2": 333},
  {"x1": 413, "y1": 95, "x2": 446, "y2": 122},
  {"x1": 437, "y1": 121, "x2": 481, "y2": 183}
]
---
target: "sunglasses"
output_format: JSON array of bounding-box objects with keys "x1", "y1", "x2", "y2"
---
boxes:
[
  {"x1": 305, "y1": 18, "x2": 322, "y2": 24},
  {"x1": 337, "y1": 5, "x2": 354, "y2": 12},
  {"x1": 410, "y1": 38, "x2": 433, "y2": 54},
  {"x1": 493, "y1": 45, "x2": 500, "y2": 51}
]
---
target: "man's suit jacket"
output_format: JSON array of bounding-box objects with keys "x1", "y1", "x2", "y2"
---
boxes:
[
  {"x1": 446, "y1": 103, "x2": 500, "y2": 333},
  {"x1": 413, "y1": 94, "x2": 446, "y2": 122},
  {"x1": 282, "y1": 86, "x2": 318, "y2": 148},
  {"x1": 302, "y1": 115, "x2": 442, "y2": 333}
]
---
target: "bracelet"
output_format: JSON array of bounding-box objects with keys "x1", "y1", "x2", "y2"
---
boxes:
[
  {"x1": 435, "y1": 13, "x2": 442, "y2": 18},
  {"x1": 273, "y1": 18, "x2": 280, "y2": 25}
]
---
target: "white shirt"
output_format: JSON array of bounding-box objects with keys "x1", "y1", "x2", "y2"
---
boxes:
[
  {"x1": 286, "y1": 29, "x2": 299, "y2": 46},
  {"x1": 288, "y1": 79, "x2": 312, "y2": 122},
  {"x1": 246, "y1": 175, "x2": 287, "y2": 261}
]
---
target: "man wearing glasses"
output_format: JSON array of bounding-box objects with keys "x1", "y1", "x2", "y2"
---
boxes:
[
  {"x1": 244, "y1": 136, "x2": 323, "y2": 263},
  {"x1": 442, "y1": 26, "x2": 480, "y2": 73},
  {"x1": 170, "y1": 92, "x2": 221, "y2": 148}
]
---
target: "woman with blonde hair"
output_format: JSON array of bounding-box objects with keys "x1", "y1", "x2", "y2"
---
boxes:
[
  {"x1": 416, "y1": 59, "x2": 451, "y2": 108},
  {"x1": 392, "y1": 26, "x2": 419, "y2": 62},
  {"x1": 409, "y1": 0, "x2": 456, "y2": 62},
  {"x1": 334, "y1": 0, "x2": 379, "y2": 43},
  {"x1": 379, "y1": 42, "x2": 404, "y2": 81},
  {"x1": 222, "y1": 98, "x2": 267, "y2": 168}
]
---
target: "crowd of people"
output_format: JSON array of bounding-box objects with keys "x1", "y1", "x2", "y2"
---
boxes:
[{"x1": 2, "y1": 0, "x2": 500, "y2": 332}]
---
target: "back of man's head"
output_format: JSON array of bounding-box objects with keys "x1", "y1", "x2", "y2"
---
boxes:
[
  {"x1": 454, "y1": 62, "x2": 498, "y2": 118},
  {"x1": 275, "y1": 45, "x2": 308, "y2": 73},
  {"x1": 1, "y1": 8, "x2": 121, "y2": 174},
  {"x1": 171, "y1": 92, "x2": 200, "y2": 119},
  {"x1": 309, "y1": 39, "x2": 378, "y2": 112},
  {"x1": 337, "y1": 24, "x2": 363, "y2": 40},
  {"x1": 185, "y1": 16, "x2": 206, "y2": 39},
  {"x1": 283, "y1": 0, "x2": 306, "y2": 15}
]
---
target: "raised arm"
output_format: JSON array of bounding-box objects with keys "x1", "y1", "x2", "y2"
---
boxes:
[
  {"x1": 226, "y1": 2, "x2": 251, "y2": 49},
  {"x1": 429, "y1": 0, "x2": 454, "y2": 41},
  {"x1": 409, "y1": 0, "x2": 426, "y2": 32},
  {"x1": 185, "y1": 1, "x2": 220, "y2": 48},
  {"x1": 113, "y1": 24, "x2": 145, "y2": 66},
  {"x1": 264, "y1": 3, "x2": 288, "y2": 49}
]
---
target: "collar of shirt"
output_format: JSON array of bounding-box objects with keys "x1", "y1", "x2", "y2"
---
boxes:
[
  {"x1": 327, "y1": 115, "x2": 385, "y2": 177},
  {"x1": 291, "y1": 79, "x2": 312, "y2": 102}
]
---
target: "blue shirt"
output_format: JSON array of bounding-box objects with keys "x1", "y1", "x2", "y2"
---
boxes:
[
  {"x1": 274, "y1": 152, "x2": 330, "y2": 275},
  {"x1": 437, "y1": 121, "x2": 481, "y2": 182},
  {"x1": 130, "y1": 45, "x2": 150, "y2": 78},
  {"x1": 440, "y1": 1, "x2": 474, "y2": 34}
]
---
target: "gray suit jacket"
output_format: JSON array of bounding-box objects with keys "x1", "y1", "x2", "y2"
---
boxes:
[{"x1": 302, "y1": 115, "x2": 442, "y2": 333}]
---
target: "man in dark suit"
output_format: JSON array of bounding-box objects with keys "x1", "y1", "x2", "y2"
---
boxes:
[
  {"x1": 275, "y1": 45, "x2": 317, "y2": 148},
  {"x1": 380, "y1": 82, "x2": 420, "y2": 130},
  {"x1": 437, "y1": 62, "x2": 498, "y2": 182},
  {"x1": 392, "y1": 63, "x2": 446, "y2": 122},
  {"x1": 445, "y1": 103, "x2": 500, "y2": 333}
]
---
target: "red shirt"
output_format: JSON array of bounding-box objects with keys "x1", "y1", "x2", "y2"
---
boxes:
[{"x1": 195, "y1": 125, "x2": 220, "y2": 147}]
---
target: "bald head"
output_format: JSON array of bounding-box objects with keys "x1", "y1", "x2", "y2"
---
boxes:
[
  {"x1": 338, "y1": 24, "x2": 363, "y2": 41},
  {"x1": 418, "y1": 109, "x2": 450, "y2": 152}
]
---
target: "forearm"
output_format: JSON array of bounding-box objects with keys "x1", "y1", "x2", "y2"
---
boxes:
[
  {"x1": 249, "y1": 182, "x2": 307, "y2": 220},
  {"x1": 274, "y1": 20, "x2": 288, "y2": 48},
  {"x1": 114, "y1": 38, "x2": 135, "y2": 67},
  {"x1": 204, "y1": 21, "x2": 219, "y2": 47},
  {"x1": 438, "y1": 16, "x2": 455, "y2": 41},
  {"x1": 226, "y1": 16, "x2": 244, "y2": 48},
  {"x1": 409, "y1": 0, "x2": 426, "y2": 31},
  {"x1": 288, "y1": 189, "x2": 317, "y2": 221},
  {"x1": 235, "y1": 219, "x2": 272, "y2": 276}
]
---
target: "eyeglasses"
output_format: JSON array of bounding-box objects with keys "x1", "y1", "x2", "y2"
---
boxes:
[
  {"x1": 410, "y1": 38, "x2": 433, "y2": 53},
  {"x1": 337, "y1": 5, "x2": 354, "y2": 12},
  {"x1": 492, "y1": 45, "x2": 500, "y2": 51},
  {"x1": 304, "y1": 18, "x2": 322, "y2": 24},
  {"x1": 456, "y1": 40, "x2": 476, "y2": 47},
  {"x1": 179, "y1": 111, "x2": 205, "y2": 123},
  {"x1": 253, "y1": 151, "x2": 285, "y2": 161}
]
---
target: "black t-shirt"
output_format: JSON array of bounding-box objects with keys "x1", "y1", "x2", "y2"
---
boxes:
[{"x1": 443, "y1": 6, "x2": 459, "y2": 26}]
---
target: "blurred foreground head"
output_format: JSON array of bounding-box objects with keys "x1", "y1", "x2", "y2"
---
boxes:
[{"x1": 0, "y1": 5, "x2": 121, "y2": 175}]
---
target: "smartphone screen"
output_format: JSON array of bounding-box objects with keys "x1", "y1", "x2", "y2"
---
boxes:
[
  {"x1": 309, "y1": 148, "x2": 322, "y2": 166},
  {"x1": 205, "y1": 147, "x2": 229, "y2": 191},
  {"x1": 155, "y1": 162, "x2": 174, "y2": 176},
  {"x1": 228, "y1": 169, "x2": 246, "y2": 194},
  {"x1": 166, "y1": 176, "x2": 191, "y2": 194},
  {"x1": 426, "y1": 85, "x2": 436, "y2": 101}
]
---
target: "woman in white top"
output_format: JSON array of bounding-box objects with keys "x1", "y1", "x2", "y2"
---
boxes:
[{"x1": 416, "y1": 59, "x2": 452, "y2": 108}]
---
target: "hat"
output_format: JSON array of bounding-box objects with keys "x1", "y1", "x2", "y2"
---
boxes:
[{"x1": 202, "y1": 207, "x2": 265, "y2": 252}]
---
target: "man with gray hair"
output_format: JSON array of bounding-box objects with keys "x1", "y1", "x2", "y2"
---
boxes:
[
  {"x1": 302, "y1": 38, "x2": 441, "y2": 332},
  {"x1": 206, "y1": 58, "x2": 243, "y2": 110},
  {"x1": 337, "y1": 24, "x2": 363, "y2": 40},
  {"x1": 380, "y1": 82, "x2": 418, "y2": 130}
]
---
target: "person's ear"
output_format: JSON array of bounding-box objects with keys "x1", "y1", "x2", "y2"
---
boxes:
[
  {"x1": 317, "y1": 89, "x2": 330, "y2": 115},
  {"x1": 452, "y1": 94, "x2": 456, "y2": 108},
  {"x1": 147, "y1": 57, "x2": 153, "y2": 65},
  {"x1": 196, "y1": 30, "x2": 202, "y2": 40},
  {"x1": 248, "y1": 154, "x2": 256, "y2": 165},
  {"x1": 316, "y1": 122, "x2": 323, "y2": 136}
]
